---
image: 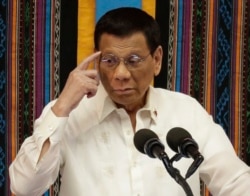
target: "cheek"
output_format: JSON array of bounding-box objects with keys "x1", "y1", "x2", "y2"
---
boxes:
[
  {"x1": 134, "y1": 69, "x2": 155, "y2": 87},
  {"x1": 142, "y1": 66, "x2": 155, "y2": 79},
  {"x1": 99, "y1": 69, "x2": 113, "y2": 85}
]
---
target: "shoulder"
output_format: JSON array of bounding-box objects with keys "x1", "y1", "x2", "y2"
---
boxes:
[
  {"x1": 148, "y1": 86, "x2": 208, "y2": 119},
  {"x1": 150, "y1": 86, "x2": 199, "y2": 105}
]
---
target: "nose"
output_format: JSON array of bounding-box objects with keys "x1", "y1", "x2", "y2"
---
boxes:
[{"x1": 113, "y1": 61, "x2": 131, "y2": 80}]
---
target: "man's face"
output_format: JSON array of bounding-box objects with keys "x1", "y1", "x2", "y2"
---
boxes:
[{"x1": 97, "y1": 32, "x2": 162, "y2": 110}]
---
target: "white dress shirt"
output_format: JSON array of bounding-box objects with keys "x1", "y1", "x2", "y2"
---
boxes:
[{"x1": 9, "y1": 84, "x2": 250, "y2": 196}]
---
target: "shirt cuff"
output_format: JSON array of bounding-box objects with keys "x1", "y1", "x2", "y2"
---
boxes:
[{"x1": 33, "y1": 108, "x2": 68, "y2": 152}]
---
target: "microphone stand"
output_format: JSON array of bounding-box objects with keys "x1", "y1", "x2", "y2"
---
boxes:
[
  {"x1": 158, "y1": 152, "x2": 194, "y2": 196},
  {"x1": 170, "y1": 153, "x2": 204, "y2": 179}
]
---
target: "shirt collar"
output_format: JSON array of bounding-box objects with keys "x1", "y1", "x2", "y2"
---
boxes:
[
  {"x1": 141, "y1": 85, "x2": 158, "y2": 123},
  {"x1": 97, "y1": 84, "x2": 158, "y2": 123},
  {"x1": 95, "y1": 83, "x2": 117, "y2": 122}
]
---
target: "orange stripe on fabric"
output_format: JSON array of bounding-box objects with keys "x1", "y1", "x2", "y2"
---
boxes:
[
  {"x1": 206, "y1": 1, "x2": 214, "y2": 114},
  {"x1": 77, "y1": 0, "x2": 95, "y2": 67},
  {"x1": 233, "y1": 0, "x2": 243, "y2": 153},
  {"x1": 11, "y1": 0, "x2": 18, "y2": 161}
]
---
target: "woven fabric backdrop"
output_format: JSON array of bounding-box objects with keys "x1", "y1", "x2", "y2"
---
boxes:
[{"x1": 1, "y1": 0, "x2": 250, "y2": 195}]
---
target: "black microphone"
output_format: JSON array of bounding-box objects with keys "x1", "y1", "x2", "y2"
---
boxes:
[
  {"x1": 166, "y1": 127, "x2": 204, "y2": 178},
  {"x1": 167, "y1": 127, "x2": 200, "y2": 159},
  {"x1": 134, "y1": 128, "x2": 194, "y2": 196},
  {"x1": 133, "y1": 128, "x2": 166, "y2": 159}
]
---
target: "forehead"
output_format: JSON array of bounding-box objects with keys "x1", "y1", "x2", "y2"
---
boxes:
[{"x1": 98, "y1": 32, "x2": 149, "y2": 54}]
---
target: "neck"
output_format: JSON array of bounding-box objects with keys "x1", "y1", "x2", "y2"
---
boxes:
[
  {"x1": 116, "y1": 103, "x2": 143, "y2": 131},
  {"x1": 115, "y1": 94, "x2": 148, "y2": 131}
]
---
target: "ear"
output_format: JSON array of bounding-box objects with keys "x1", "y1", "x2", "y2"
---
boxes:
[{"x1": 153, "y1": 46, "x2": 163, "y2": 76}]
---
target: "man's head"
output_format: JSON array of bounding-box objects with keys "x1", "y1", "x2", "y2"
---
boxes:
[
  {"x1": 94, "y1": 7, "x2": 163, "y2": 112},
  {"x1": 94, "y1": 7, "x2": 161, "y2": 54}
]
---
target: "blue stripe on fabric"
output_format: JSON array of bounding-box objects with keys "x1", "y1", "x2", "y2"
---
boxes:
[
  {"x1": 95, "y1": 0, "x2": 141, "y2": 22},
  {"x1": 175, "y1": 0, "x2": 183, "y2": 92},
  {"x1": 43, "y1": 0, "x2": 51, "y2": 191},
  {"x1": 44, "y1": 0, "x2": 51, "y2": 184},
  {"x1": 45, "y1": 0, "x2": 51, "y2": 104}
]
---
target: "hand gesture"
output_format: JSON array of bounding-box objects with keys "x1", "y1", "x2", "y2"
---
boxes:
[{"x1": 52, "y1": 52, "x2": 101, "y2": 116}]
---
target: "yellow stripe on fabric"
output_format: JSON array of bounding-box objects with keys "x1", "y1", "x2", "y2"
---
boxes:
[
  {"x1": 142, "y1": 0, "x2": 155, "y2": 18},
  {"x1": 233, "y1": 0, "x2": 243, "y2": 154},
  {"x1": 142, "y1": 0, "x2": 155, "y2": 85},
  {"x1": 77, "y1": 0, "x2": 95, "y2": 66},
  {"x1": 11, "y1": 0, "x2": 18, "y2": 162},
  {"x1": 206, "y1": 1, "x2": 214, "y2": 114}
]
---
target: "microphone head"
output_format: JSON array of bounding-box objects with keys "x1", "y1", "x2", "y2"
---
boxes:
[
  {"x1": 166, "y1": 127, "x2": 192, "y2": 153},
  {"x1": 134, "y1": 129, "x2": 159, "y2": 154}
]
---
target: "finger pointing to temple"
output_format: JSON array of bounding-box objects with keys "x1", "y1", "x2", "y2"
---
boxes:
[{"x1": 78, "y1": 51, "x2": 101, "y2": 70}]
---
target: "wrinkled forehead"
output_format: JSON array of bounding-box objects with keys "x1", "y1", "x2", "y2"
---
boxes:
[{"x1": 98, "y1": 32, "x2": 150, "y2": 52}]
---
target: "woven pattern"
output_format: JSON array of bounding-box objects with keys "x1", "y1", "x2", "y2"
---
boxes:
[
  {"x1": 2, "y1": 0, "x2": 62, "y2": 195},
  {"x1": 0, "y1": 1, "x2": 7, "y2": 195},
  {"x1": 156, "y1": 0, "x2": 250, "y2": 162},
  {"x1": 1, "y1": 0, "x2": 249, "y2": 196}
]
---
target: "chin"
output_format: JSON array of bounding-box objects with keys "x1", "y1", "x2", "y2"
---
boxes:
[{"x1": 112, "y1": 96, "x2": 132, "y2": 106}]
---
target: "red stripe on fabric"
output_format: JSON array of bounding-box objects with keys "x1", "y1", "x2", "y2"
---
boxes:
[
  {"x1": 35, "y1": 0, "x2": 45, "y2": 118},
  {"x1": 181, "y1": 1, "x2": 192, "y2": 94}
]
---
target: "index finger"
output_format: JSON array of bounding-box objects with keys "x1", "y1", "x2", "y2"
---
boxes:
[{"x1": 78, "y1": 51, "x2": 101, "y2": 70}]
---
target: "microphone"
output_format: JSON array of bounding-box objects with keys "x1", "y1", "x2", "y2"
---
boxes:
[
  {"x1": 167, "y1": 127, "x2": 200, "y2": 159},
  {"x1": 134, "y1": 128, "x2": 194, "y2": 196},
  {"x1": 166, "y1": 127, "x2": 204, "y2": 178},
  {"x1": 133, "y1": 128, "x2": 166, "y2": 159},
  {"x1": 134, "y1": 129, "x2": 177, "y2": 177}
]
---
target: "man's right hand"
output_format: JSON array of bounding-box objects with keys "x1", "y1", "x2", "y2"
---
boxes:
[{"x1": 52, "y1": 51, "x2": 101, "y2": 117}]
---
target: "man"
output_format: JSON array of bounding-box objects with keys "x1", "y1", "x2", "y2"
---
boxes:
[{"x1": 9, "y1": 7, "x2": 250, "y2": 196}]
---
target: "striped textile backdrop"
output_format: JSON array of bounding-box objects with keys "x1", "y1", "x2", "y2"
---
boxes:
[{"x1": 0, "y1": 0, "x2": 249, "y2": 195}]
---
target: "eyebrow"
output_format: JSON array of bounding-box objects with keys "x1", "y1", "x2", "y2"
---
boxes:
[
  {"x1": 101, "y1": 53, "x2": 144, "y2": 58},
  {"x1": 100, "y1": 49, "x2": 146, "y2": 56}
]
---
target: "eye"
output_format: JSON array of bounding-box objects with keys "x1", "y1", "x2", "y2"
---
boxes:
[
  {"x1": 101, "y1": 55, "x2": 117, "y2": 67},
  {"x1": 127, "y1": 55, "x2": 141, "y2": 66}
]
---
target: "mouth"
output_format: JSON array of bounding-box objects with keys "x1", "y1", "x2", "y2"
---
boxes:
[{"x1": 113, "y1": 88, "x2": 134, "y2": 95}]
